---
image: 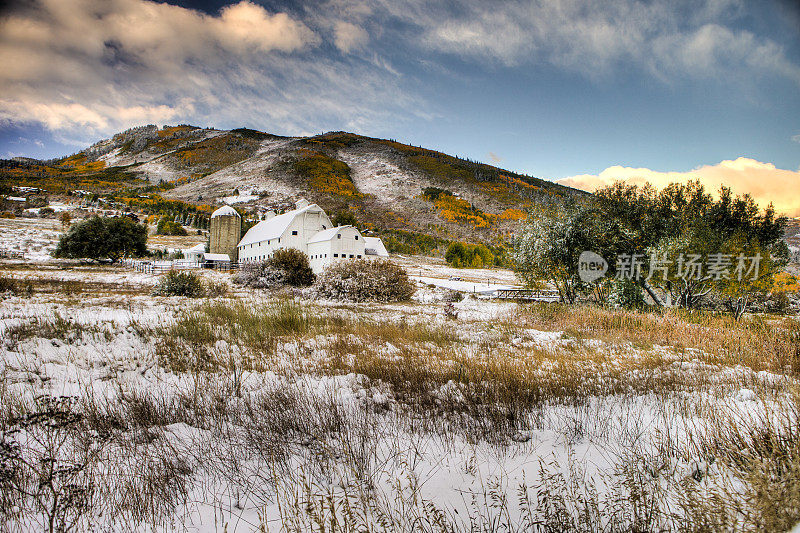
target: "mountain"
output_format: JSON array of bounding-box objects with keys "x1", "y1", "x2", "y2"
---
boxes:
[{"x1": 1, "y1": 124, "x2": 583, "y2": 244}]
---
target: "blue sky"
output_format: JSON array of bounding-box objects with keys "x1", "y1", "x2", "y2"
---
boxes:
[{"x1": 0, "y1": 0, "x2": 799, "y2": 205}]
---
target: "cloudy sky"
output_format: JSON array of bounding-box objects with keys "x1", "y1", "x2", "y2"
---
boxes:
[{"x1": 1, "y1": 0, "x2": 799, "y2": 211}]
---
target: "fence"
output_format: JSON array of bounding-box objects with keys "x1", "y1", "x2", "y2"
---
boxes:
[
  {"x1": 124, "y1": 259, "x2": 238, "y2": 275},
  {"x1": 0, "y1": 249, "x2": 25, "y2": 260}
]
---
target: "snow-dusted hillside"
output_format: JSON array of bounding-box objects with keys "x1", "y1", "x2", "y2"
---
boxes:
[{"x1": 33, "y1": 125, "x2": 582, "y2": 242}]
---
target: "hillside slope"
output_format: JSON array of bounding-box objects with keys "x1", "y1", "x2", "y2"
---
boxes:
[{"x1": 1, "y1": 125, "x2": 583, "y2": 243}]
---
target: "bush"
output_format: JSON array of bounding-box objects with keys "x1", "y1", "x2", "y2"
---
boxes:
[
  {"x1": 443, "y1": 289, "x2": 464, "y2": 303},
  {"x1": 53, "y1": 216, "x2": 148, "y2": 262},
  {"x1": 234, "y1": 261, "x2": 286, "y2": 289},
  {"x1": 234, "y1": 249, "x2": 314, "y2": 289},
  {"x1": 204, "y1": 280, "x2": 228, "y2": 297},
  {"x1": 331, "y1": 210, "x2": 359, "y2": 228},
  {"x1": 270, "y1": 249, "x2": 315, "y2": 286},
  {"x1": 314, "y1": 259, "x2": 415, "y2": 302},
  {"x1": 152, "y1": 271, "x2": 205, "y2": 297},
  {"x1": 0, "y1": 276, "x2": 17, "y2": 294},
  {"x1": 156, "y1": 217, "x2": 188, "y2": 236}
]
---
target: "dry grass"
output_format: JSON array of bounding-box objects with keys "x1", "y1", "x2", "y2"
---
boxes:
[
  {"x1": 4, "y1": 290, "x2": 800, "y2": 530},
  {"x1": 518, "y1": 303, "x2": 800, "y2": 375}
]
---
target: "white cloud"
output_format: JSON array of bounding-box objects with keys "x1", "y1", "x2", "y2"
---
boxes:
[
  {"x1": 0, "y1": 0, "x2": 418, "y2": 144},
  {"x1": 558, "y1": 157, "x2": 800, "y2": 216},
  {"x1": 792, "y1": 134, "x2": 800, "y2": 144},
  {"x1": 0, "y1": 0, "x2": 796, "y2": 149},
  {"x1": 372, "y1": 0, "x2": 800, "y2": 85},
  {"x1": 333, "y1": 21, "x2": 369, "y2": 53}
]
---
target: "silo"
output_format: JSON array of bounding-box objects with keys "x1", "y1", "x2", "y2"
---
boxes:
[{"x1": 210, "y1": 206, "x2": 242, "y2": 262}]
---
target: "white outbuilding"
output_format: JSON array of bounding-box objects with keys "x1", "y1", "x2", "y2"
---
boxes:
[
  {"x1": 183, "y1": 243, "x2": 206, "y2": 263},
  {"x1": 237, "y1": 199, "x2": 380, "y2": 273}
]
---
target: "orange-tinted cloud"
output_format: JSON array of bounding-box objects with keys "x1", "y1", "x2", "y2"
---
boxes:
[{"x1": 558, "y1": 157, "x2": 800, "y2": 216}]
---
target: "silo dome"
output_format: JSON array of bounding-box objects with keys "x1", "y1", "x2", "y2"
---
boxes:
[
  {"x1": 211, "y1": 205, "x2": 240, "y2": 218},
  {"x1": 209, "y1": 205, "x2": 242, "y2": 262}
]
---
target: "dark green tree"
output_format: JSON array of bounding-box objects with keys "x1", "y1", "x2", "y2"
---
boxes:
[
  {"x1": 268, "y1": 248, "x2": 315, "y2": 286},
  {"x1": 332, "y1": 210, "x2": 359, "y2": 228},
  {"x1": 53, "y1": 216, "x2": 148, "y2": 262}
]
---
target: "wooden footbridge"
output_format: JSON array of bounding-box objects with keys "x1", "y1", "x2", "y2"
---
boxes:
[{"x1": 493, "y1": 288, "x2": 560, "y2": 301}]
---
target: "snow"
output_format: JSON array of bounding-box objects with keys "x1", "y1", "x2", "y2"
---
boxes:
[
  {"x1": 735, "y1": 388, "x2": 758, "y2": 402},
  {"x1": 0, "y1": 219, "x2": 796, "y2": 530},
  {"x1": 221, "y1": 192, "x2": 258, "y2": 205},
  {"x1": 413, "y1": 275, "x2": 516, "y2": 294},
  {"x1": 24, "y1": 202, "x2": 73, "y2": 214},
  {"x1": 0, "y1": 217, "x2": 62, "y2": 260}
]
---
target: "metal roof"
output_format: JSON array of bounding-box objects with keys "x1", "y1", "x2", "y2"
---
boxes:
[
  {"x1": 306, "y1": 225, "x2": 357, "y2": 244},
  {"x1": 238, "y1": 203, "x2": 322, "y2": 247}
]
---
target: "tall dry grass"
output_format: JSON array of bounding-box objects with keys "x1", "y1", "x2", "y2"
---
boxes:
[{"x1": 519, "y1": 303, "x2": 800, "y2": 375}]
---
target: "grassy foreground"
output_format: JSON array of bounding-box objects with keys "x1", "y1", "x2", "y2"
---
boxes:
[{"x1": 1, "y1": 275, "x2": 799, "y2": 531}]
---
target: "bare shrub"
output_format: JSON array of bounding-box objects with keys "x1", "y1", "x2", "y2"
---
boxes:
[
  {"x1": 202, "y1": 279, "x2": 228, "y2": 297},
  {"x1": 233, "y1": 261, "x2": 286, "y2": 289},
  {"x1": 442, "y1": 289, "x2": 464, "y2": 303},
  {"x1": 314, "y1": 259, "x2": 415, "y2": 302},
  {"x1": 0, "y1": 396, "x2": 100, "y2": 533},
  {"x1": 0, "y1": 276, "x2": 17, "y2": 295}
]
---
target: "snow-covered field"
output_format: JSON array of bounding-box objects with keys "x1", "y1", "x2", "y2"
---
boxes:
[
  {"x1": 1, "y1": 219, "x2": 799, "y2": 531},
  {"x1": 0, "y1": 217, "x2": 63, "y2": 260}
]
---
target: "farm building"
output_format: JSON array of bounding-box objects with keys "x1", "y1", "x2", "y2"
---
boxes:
[
  {"x1": 232, "y1": 199, "x2": 386, "y2": 273},
  {"x1": 183, "y1": 243, "x2": 206, "y2": 262}
]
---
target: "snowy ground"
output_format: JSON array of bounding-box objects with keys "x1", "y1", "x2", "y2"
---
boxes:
[
  {"x1": 221, "y1": 191, "x2": 259, "y2": 205},
  {"x1": 0, "y1": 220, "x2": 798, "y2": 530},
  {"x1": 1, "y1": 258, "x2": 797, "y2": 531},
  {"x1": 0, "y1": 217, "x2": 63, "y2": 260}
]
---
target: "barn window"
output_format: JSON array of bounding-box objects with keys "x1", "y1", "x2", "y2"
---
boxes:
[
  {"x1": 349, "y1": 254, "x2": 354, "y2": 258},
  {"x1": 355, "y1": 236, "x2": 359, "y2": 240},
  {"x1": 357, "y1": 255, "x2": 361, "y2": 258},
  {"x1": 337, "y1": 234, "x2": 341, "y2": 239},
  {"x1": 292, "y1": 231, "x2": 298, "y2": 235},
  {"x1": 333, "y1": 254, "x2": 338, "y2": 258},
  {"x1": 322, "y1": 225, "x2": 326, "y2": 229}
]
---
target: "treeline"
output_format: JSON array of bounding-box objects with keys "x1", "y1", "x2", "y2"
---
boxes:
[
  {"x1": 381, "y1": 228, "x2": 511, "y2": 269},
  {"x1": 515, "y1": 180, "x2": 788, "y2": 317},
  {"x1": 445, "y1": 242, "x2": 512, "y2": 268}
]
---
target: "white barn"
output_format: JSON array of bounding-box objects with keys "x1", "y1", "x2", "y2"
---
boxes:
[
  {"x1": 237, "y1": 199, "x2": 384, "y2": 273},
  {"x1": 183, "y1": 243, "x2": 206, "y2": 263}
]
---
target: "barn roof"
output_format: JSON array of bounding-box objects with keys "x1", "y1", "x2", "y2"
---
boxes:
[
  {"x1": 307, "y1": 225, "x2": 358, "y2": 244},
  {"x1": 238, "y1": 203, "x2": 322, "y2": 247},
  {"x1": 203, "y1": 253, "x2": 230, "y2": 261}
]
